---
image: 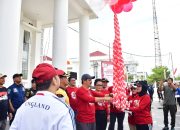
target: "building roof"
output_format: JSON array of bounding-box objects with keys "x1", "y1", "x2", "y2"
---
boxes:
[
  {"x1": 43, "y1": 56, "x2": 52, "y2": 61},
  {"x1": 90, "y1": 51, "x2": 107, "y2": 57}
]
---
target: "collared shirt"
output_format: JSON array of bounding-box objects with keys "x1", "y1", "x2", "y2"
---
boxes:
[
  {"x1": 9, "y1": 91, "x2": 76, "y2": 130},
  {"x1": 56, "y1": 88, "x2": 69, "y2": 105},
  {"x1": 8, "y1": 83, "x2": 25, "y2": 110}
]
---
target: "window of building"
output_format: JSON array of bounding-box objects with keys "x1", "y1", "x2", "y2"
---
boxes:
[{"x1": 22, "y1": 30, "x2": 30, "y2": 79}]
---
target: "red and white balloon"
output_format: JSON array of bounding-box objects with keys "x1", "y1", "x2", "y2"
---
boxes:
[{"x1": 107, "y1": 0, "x2": 137, "y2": 14}]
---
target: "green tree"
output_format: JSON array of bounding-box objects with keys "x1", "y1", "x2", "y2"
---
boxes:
[
  {"x1": 175, "y1": 75, "x2": 180, "y2": 80},
  {"x1": 128, "y1": 74, "x2": 134, "y2": 82},
  {"x1": 147, "y1": 66, "x2": 170, "y2": 84}
]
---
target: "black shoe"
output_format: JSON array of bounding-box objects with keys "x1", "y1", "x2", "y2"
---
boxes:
[
  {"x1": 162, "y1": 126, "x2": 169, "y2": 130},
  {"x1": 171, "y1": 127, "x2": 175, "y2": 130}
]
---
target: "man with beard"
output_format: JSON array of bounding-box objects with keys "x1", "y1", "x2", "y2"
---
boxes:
[{"x1": 8, "y1": 73, "x2": 25, "y2": 125}]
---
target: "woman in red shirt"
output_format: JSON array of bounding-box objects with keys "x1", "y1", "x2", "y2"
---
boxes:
[
  {"x1": 128, "y1": 81, "x2": 153, "y2": 130},
  {"x1": 128, "y1": 85, "x2": 138, "y2": 130}
]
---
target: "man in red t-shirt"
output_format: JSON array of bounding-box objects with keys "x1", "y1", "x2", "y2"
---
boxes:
[
  {"x1": 66, "y1": 77, "x2": 78, "y2": 114},
  {"x1": 76, "y1": 74, "x2": 111, "y2": 130}
]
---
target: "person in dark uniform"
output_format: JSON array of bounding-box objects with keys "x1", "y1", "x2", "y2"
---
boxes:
[
  {"x1": 25, "y1": 79, "x2": 37, "y2": 99},
  {"x1": 8, "y1": 73, "x2": 25, "y2": 125}
]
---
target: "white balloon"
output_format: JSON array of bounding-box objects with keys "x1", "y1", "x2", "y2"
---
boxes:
[
  {"x1": 104, "y1": 0, "x2": 118, "y2": 5},
  {"x1": 89, "y1": 0, "x2": 107, "y2": 12}
]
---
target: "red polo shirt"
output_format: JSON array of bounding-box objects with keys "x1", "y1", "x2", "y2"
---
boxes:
[
  {"x1": 76, "y1": 86, "x2": 104, "y2": 123},
  {"x1": 66, "y1": 86, "x2": 78, "y2": 111}
]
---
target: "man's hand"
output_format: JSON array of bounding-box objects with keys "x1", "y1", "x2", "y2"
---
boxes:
[
  {"x1": 104, "y1": 93, "x2": 113, "y2": 97},
  {"x1": 170, "y1": 83, "x2": 177, "y2": 90},
  {"x1": 104, "y1": 97, "x2": 112, "y2": 101},
  {"x1": 8, "y1": 113, "x2": 13, "y2": 120},
  {"x1": 109, "y1": 93, "x2": 113, "y2": 97}
]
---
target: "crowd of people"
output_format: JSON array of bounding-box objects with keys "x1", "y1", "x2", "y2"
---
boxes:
[{"x1": 0, "y1": 63, "x2": 179, "y2": 130}]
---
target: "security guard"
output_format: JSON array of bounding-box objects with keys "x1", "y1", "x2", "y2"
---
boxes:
[
  {"x1": 9, "y1": 63, "x2": 75, "y2": 130},
  {"x1": 8, "y1": 73, "x2": 25, "y2": 125}
]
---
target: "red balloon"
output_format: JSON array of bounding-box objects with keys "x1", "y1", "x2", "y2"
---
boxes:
[
  {"x1": 110, "y1": 4, "x2": 123, "y2": 13},
  {"x1": 123, "y1": 2, "x2": 133, "y2": 12},
  {"x1": 118, "y1": 0, "x2": 131, "y2": 5}
]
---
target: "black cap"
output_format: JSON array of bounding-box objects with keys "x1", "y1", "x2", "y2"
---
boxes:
[
  {"x1": 102, "y1": 78, "x2": 109, "y2": 82},
  {"x1": 81, "y1": 74, "x2": 95, "y2": 81},
  {"x1": 13, "y1": 73, "x2": 23, "y2": 79}
]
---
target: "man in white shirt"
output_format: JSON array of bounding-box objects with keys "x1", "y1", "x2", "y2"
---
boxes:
[{"x1": 9, "y1": 63, "x2": 75, "y2": 130}]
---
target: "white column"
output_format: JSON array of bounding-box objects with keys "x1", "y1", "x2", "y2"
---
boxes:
[
  {"x1": 34, "y1": 22, "x2": 42, "y2": 66},
  {"x1": 0, "y1": 0, "x2": 22, "y2": 86},
  {"x1": 79, "y1": 15, "x2": 90, "y2": 78},
  {"x1": 52, "y1": 0, "x2": 68, "y2": 71},
  {"x1": 30, "y1": 21, "x2": 42, "y2": 77}
]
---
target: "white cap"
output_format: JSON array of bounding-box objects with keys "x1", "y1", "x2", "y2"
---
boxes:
[{"x1": 0, "y1": 73, "x2": 7, "y2": 78}]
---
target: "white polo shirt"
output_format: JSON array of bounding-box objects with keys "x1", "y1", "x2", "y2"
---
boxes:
[{"x1": 10, "y1": 91, "x2": 76, "y2": 130}]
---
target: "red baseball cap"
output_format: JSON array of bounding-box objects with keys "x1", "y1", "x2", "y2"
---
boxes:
[
  {"x1": 32, "y1": 63, "x2": 57, "y2": 83},
  {"x1": 56, "y1": 69, "x2": 69, "y2": 77}
]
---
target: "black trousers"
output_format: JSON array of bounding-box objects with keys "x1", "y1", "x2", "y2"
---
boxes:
[
  {"x1": 76, "y1": 121, "x2": 96, "y2": 130},
  {"x1": 9, "y1": 112, "x2": 16, "y2": 126},
  {"x1": 157, "y1": 92, "x2": 163, "y2": 100},
  {"x1": 108, "y1": 112, "x2": 125, "y2": 130},
  {"x1": 96, "y1": 110, "x2": 107, "y2": 130},
  {"x1": 163, "y1": 104, "x2": 177, "y2": 127},
  {"x1": 177, "y1": 97, "x2": 180, "y2": 106},
  {"x1": 136, "y1": 124, "x2": 152, "y2": 130}
]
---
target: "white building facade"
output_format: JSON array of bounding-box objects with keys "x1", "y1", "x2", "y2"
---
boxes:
[{"x1": 0, "y1": 0, "x2": 97, "y2": 87}]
